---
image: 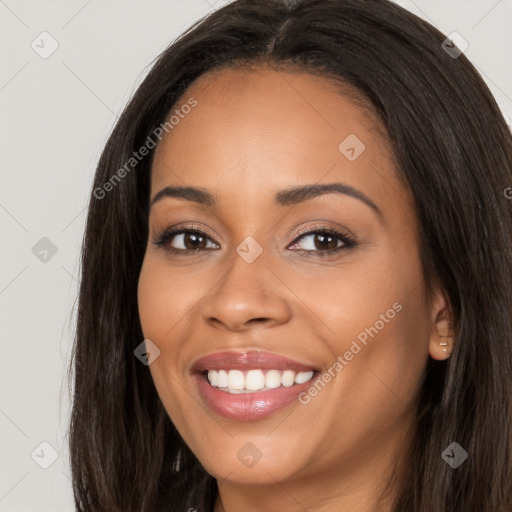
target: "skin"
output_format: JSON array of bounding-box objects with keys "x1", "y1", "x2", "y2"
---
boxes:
[{"x1": 137, "y1": 65, "x2": 453, "y2": 512}]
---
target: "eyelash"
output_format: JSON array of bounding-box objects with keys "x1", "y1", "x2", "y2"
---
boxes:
[{"x1": 151, "y1": 224, "x2": 356, "y2": 258}]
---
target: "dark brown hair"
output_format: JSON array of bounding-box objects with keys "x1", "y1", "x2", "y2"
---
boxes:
[{"x1": 68, "y1": 0, "x2": 512, "y2": 510}]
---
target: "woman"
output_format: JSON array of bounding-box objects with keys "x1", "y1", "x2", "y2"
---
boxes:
[{"x1": 69, "y1": 0, "x2": 512, "y2": 510}]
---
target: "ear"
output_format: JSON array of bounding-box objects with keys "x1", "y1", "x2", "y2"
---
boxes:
[{"x1": 428, "y1": 290, "x2": 455, "y2": 361}]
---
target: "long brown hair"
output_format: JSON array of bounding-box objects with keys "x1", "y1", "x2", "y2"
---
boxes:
[{"x1": 68, "y1": 0, "x2": 512, "y2": 510}]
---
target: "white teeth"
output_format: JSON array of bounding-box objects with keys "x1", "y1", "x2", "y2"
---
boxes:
[
  {"x1": 207, "y1": 370, "x2": 218, "y2": 387},
  {"x1": 281, "y1": 370, "x2": 295, "y2": 387},
  {"x1": 217, "y1": 370, "x2": 228, "y2": 388},
  {"x1": 205, "y1": 368, "x2": 315, "y2": 392},
  {"x1": 245, "y1": 369, "x2": 266, "y2": 391},
  {"x1": 227, "y1": 369, "x2": 245, "y2": 390},
  {"x1": 265, "y1": 370, "x2": 281, "y2": 389},
  {"x1": 295, "y1": 371, "x2": 314, "y2": 384}
]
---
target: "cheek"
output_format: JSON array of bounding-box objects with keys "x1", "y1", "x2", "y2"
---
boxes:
[
  {"x1": 137, "y1": 255, "x2": 193, "y2": 397},
  {"x1": 315, "y1": 244, "x2": 430, "y2": 407},
  {"x1": 137, "y1": 253, "x2": 203, "y2": 339},
  {"x1": 336, "y1": 291, "x2": 430, "y2": 426},
  {"x1": 137, "y1": 254, "x2": 198, "y2": 437},
  {"x1": 137, "y1": 259, "x2": 171, "y2": 339}
]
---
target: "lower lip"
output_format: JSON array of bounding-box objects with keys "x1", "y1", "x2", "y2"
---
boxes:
[{"x1": 194, "y1": 372, "x2": 315, "y2": 421}]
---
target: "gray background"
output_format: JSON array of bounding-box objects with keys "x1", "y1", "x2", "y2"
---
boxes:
[{"x1": 1, "y1": 0, "x2": 511, "y2": 510}]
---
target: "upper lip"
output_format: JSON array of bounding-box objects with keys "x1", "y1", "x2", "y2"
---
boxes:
[{"x1": 191, "y1": 350, "x2": 318, "y2": 373}]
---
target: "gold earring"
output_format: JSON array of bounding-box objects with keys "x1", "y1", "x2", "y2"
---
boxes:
[{"x1": 439, "y1": 336, "x2": 451, "y2": 354}]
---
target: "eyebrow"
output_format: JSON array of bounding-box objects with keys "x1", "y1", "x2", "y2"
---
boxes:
[{"x1": 150, "y1": 182, "x2": 382, "y2": 218}]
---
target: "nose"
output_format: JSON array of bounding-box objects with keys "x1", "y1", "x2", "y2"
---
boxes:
[{"x1": 200, "y1": 247, "x2": 292, "y2": 332}]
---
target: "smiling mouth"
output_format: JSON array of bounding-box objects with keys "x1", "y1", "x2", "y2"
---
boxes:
[{"x1": 204, "y1": 368, "x2": 317, "y2": 393}]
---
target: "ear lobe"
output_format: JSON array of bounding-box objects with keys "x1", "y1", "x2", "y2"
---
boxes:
[{"x1": 429, "y1": 306, "x2": 455, "y2": 361}]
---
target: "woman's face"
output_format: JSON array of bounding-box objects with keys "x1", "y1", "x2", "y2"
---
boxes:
[{"x1": 138, "y1": 66, "x2": 446, "y2": 495}]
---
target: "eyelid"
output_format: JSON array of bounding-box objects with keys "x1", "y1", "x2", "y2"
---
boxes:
[
  {"x1": 151, "y1": 223, "x2": 219, "y2": 247},
  {"x1": 288, "y1": 223, "x2": 355, "y2": 243}
]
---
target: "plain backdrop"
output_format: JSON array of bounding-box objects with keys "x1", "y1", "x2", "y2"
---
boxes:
[{"x1": 1, "y1": 0, "x2": 511, "y2": 510}]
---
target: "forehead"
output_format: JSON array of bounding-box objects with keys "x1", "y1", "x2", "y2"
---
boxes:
[{"x1": 150, "y1": 65, "x2": 408, "y2": 217}]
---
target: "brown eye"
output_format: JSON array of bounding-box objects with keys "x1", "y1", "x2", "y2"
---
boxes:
[
  {"x1": 288, "y1": 228, "x2": 353, "y2": 255},
  {"x1": 312, "y1": 232, "x2": 339, "y2": 251},
  {"x1": 153, "y1": 228, "x2": 219, "y2": 253},
  {"x1": 180, "y1": 231, "x2": 209, "y2": 250}
]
